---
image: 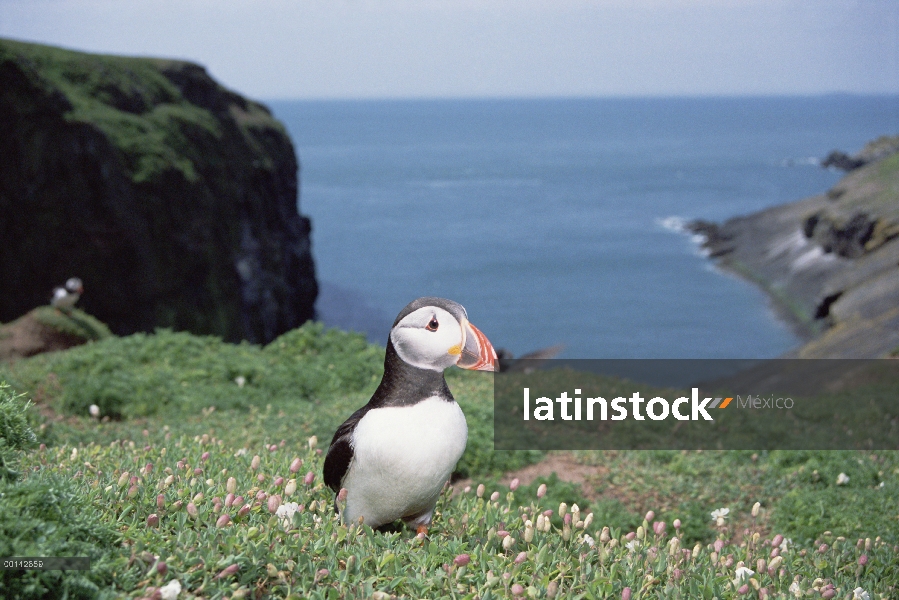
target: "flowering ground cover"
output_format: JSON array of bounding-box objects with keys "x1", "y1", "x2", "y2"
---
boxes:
[{"x1": 0, "y1": 322, "x2": 897, "y2": 598}]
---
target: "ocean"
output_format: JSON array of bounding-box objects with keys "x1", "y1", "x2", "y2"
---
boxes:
[{"x1": 267, "y1": 96, "x2": 899, "y2": 358}]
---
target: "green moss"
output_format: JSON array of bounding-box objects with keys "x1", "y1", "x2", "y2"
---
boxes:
[
  {"x1": 31, "y1": 306, "x2": 112, "y2": 342},
  {"x1": 0, "y1": 382, "x2": 36, "y2": 481}
]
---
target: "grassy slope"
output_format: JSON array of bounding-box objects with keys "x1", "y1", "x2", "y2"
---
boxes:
[{"x1": 1, "y1": 326, "x2": 898, "y2": 598}]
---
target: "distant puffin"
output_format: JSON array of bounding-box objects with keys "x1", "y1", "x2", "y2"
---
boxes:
[
  {"x1": 50, "y1": 278, "x2": 84, "y2": 311},
  {"x1": 323, "y1": 297, "x2": 497, "y2": 534}
]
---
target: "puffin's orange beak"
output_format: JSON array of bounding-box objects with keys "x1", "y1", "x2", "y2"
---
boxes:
[{"x1": 456, "y1": 319, "x2": 497, "y2": 372}]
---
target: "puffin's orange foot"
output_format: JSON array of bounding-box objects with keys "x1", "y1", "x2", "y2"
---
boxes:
[{"x1": 416, "y1": 524, "x2": 429, "y2": 537}]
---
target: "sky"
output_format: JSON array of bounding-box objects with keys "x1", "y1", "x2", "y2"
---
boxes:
[{"x1": 0, "y1": 0, "x2": 897, "y2": 100}]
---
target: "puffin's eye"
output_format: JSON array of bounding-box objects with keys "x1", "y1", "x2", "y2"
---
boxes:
[{"x1": 426, "y1": 317, "x2": 439, "y2": 332}]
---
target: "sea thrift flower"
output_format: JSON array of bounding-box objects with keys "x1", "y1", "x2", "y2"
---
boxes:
[
  {"x1": 537, "y1": 483, "x2": 547, "y2": 498},
  {"x1": 836, "y1": 472, "x2": 849, "y2": 485},
  {"x1": 276, "y1": 502, "x2": 300, "y2": 530},
  {"x1": 510, "y1": 478, "x2": 520, "y2": 491},
  {"x1": 158, "y1": 580, "x2": 181, "y2": 600},
  {"x1": 215, "y1": 564, "x2": 240, "y2": 579},
  {"x1": 710, "y1": 507, "x2": 729, "y2": 522},
  {"x1": 453, "y1": 554, "x2": 471, "y2": 567}
]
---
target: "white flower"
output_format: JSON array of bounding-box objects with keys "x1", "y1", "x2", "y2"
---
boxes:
[
  {"x1": 159, "y1": 580, "x2": 182, "y2": 600},
  {"x1": 734, "y1": 566, "x2": 754, "y2": 581},
  {"x1": 276, "y1": 502, "x2": 300, "y2": 530},
  {"x1": 583, "y1": 534, "x2": 595, "y2": 547},
  {"x1": 625, "y1": 540, "x2": 639, "y2": 551},
  {"x1": 710, "y1": 507, "x2": 730, "y2": 521},
  {"x1": 852, "y1": 588, "x2": 870, "y2": 600},
  {"x1": 234, "y1": 376, "x2": 246, "y2": 388},
  {"x1": 234, "y1": 448, "x2": 248, "y2": 457},
  {"x1": 836, "y1": 472, "x2": 850, "y2": 485},
  {"x1": 878, "y1": 481, "x2": 884, "y2": 488},
  {"x1": 789, "y1": 581, "x2": 801, "y2": 597},
  {"x1": 779, "y1": 537, "x2": 792, "y2": 552},
  {"x1": 88, "y1": 404, "x2": 100, "y2": 418}
]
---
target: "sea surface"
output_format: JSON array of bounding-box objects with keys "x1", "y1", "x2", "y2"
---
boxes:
[{"x1": 268, "y1": 96, "x2": 899, "y2": 358}]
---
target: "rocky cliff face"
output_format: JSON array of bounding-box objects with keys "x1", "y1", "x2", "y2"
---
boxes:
[
  {"x1": 0, "y1": 39, "x2": 317, "y2": 343},
  {"x1": 691, "y1": 137, "x2": 899, "y2": 358}
]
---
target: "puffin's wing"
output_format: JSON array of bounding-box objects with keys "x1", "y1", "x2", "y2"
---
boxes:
[{"x1": 323, "y1": 405, "x2": 370, "y2": 493}]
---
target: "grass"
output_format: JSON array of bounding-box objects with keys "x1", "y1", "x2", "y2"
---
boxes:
[{"x1": 1, "y1": 324, "x2": 897, "y2": 598}]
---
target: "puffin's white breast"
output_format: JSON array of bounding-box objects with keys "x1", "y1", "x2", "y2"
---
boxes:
[{"x1": 342, "y1": 396, "x2": 467, "y2": 528}]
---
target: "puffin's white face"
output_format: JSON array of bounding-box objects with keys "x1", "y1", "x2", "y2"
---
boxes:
[{"x1": 390, "y1": 306, "x2": 464, "y2": 372}]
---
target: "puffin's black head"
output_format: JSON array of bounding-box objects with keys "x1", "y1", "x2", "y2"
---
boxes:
[{"x1": 389, "y1": 297, "x2": 497, "y2": 372}]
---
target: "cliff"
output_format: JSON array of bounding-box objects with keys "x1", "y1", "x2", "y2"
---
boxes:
[
  {"x1": 691, "y1": 136, "x2": 899, "y2": 358},
  {"x1": 0, "y1": 38, "x2": 317, "y2": 343}
]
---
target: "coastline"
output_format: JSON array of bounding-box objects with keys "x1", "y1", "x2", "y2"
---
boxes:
[{"x1": 690, "y1": 137, "x2": 899, "y2": 358}]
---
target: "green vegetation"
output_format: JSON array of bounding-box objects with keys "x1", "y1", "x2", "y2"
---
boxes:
[
  {"x1": 32, "y1": 306, "x2": 113, "y2": 342},
  {"x1": 1, "y1": 323, "x2": 897, "y2": 598}
]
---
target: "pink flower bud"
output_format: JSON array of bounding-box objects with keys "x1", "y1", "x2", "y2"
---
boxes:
[
  {"x1": 256, "y1": 490, "x2": 267, "y2": 501},
  {"x1": 201, "y1": 451, "x2": 210, "y2": 461},
  {"x1": 822, "y1": 590, "x2": 835, "y2": 599},
  {"x1": 771, "y1": 534, "x2": 784, "y2": 548},
  {"x1": 738, "y1": 584, "x2": 749, "y2": 595},
  {"x1": 238, "y1": 503, "x2": 251, "y2": 517},
  {"x1": 497, "y1": 530, "x2": 510, "y2": 538},
  {"x1": 156, "y1": 561, "x2": 167, "y2": 575},
  {"x1": 274, "y1": 476, "x2": 284, "y2": 487},
  {"x1": 304, "y1": 471, "x2": 314, "y2": 485},
  {"x1": 216, "y1": 514, "x2": 231, "y2": 527},
  {"x1": 337, "y1": 488, "x2": 348, "y2": 502},
  {"x1": 543, "y1": 509, "x2": 553, "y2": 517},
  {"x1": 187, "y1": 502, "x2": 198, "y2": 518},
  {"x1": 128, "y1": 485, "x2": 139, "y2": 498},
  {"x1": 514, "y1": 551, "x2": 527, "y2": 564},
  {"x1": 176, "y1": 460, "x2": 185, "y2": 469},
  {"x1": 490, "y1": 491, "x2": 500, "y2": 501},
  {"x1": 290, "y1": 458, "x2": 302, "y2": 473},
  {"x1": 818, "y1": 543, "x2": 828, "y2": 553},
  {"x1": 625, "y1": 531, "x2": 636, "y2": 541},
  {"x1": 563, "y1": 513, "x2": 572, "y2": 525},
  {"x1": 537, "y1": 483, "x2": 547, "y2": 498},
  {"x1": 653, "y1": 521, "x2": 666, "y2": 536},
  {"x1": 673, "y1": 518, "x2": 681, "y2": 529},
  {"x1": 621, "y1": 587, "x2": 632, "y2": 600},
  {"x1": 156, "y1": 494, "x2": 165, "y2": 510},
  {"x1": 453, "y1": 554, "x2": 471, "y2": 567},
  {"x1": 250, "y1": 455, "x2": 261, "y2": 471},
  {"x1": 770, "y1": 547, "x2": 779, "y2": 557},
  {"x1": 147, "y1": 513, "x2": 159, "y2": 527},
  {"x1": 645, "y1": 510, "x2": 655, "y2": 522},
  {"x1": 269, "y1": 444, "x2": 278, "y2": 452},
  {"x1": 215, "y1": 564, "x2": 239, "y2": 579},
  {"x1": 510, "y1": 478, "x2": 520, "y2": 491},
  {"x1": 268, "y1": 494, "x2": 282, "y2": 513},
  {"x1": 130, "y1": 476, "x2": 139, "y2": 486},
  {"x1": 225, "y1": 493, "x2": 235, "y2": 507},
  {"x1": 194, "y1": 468, "x2": 203, "y2": 476},
  {"x1": 511, "y1": 584, "x2": 524, "y2": 596},
  {"x1": 234, "y1": 495, "x2": 244, "y2": 506},
  {"x1": 257, "y1": 473, "x2": 265, "y2": 483},
  {"x1": 144, "y1": 462, "x2": 153, "y2": 473},
  {"x1": 858, "y1": 554, "x2": 868, "y2": 566},
  {"x1": 714, "y1": 539, "x2": 724, "y2": 553}
]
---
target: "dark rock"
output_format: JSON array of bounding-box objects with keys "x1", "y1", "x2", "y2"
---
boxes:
[
  {"x1": 821, "y1": 150, "x2": 865, "y2": 171},
  {"x1": 0, "y1": 39, "x2": 317, "y2": 343}
]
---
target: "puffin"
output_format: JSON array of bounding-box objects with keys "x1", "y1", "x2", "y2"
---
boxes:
[
  {"x1": 323, "y1": 297, "x2": 497, "y2": 534},
  {"x1": 50, "y1": 278, "x2": 84, "y2": 311}
]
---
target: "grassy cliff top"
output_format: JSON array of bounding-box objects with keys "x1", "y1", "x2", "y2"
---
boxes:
[{"x1": 1, "y1": 37, "x2": 284, "y2": 184}]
